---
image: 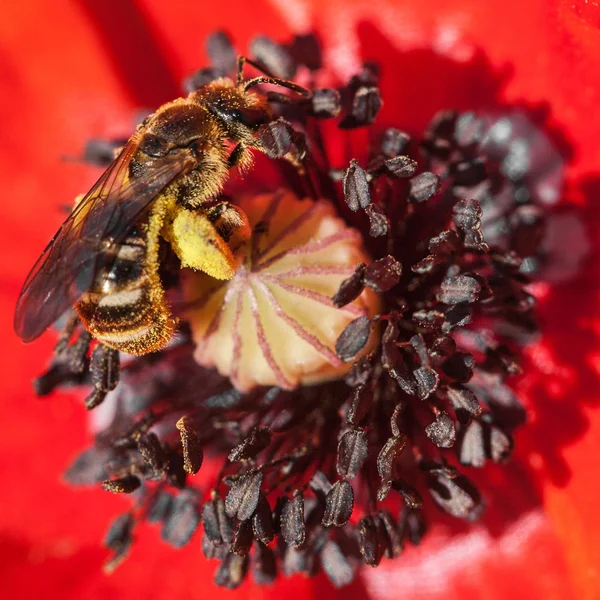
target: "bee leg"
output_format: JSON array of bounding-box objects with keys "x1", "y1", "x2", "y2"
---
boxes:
[
  {"x1": 237, "y1": 56, "x2": 277, "y2": 84},
  {"x1": 206, "y1": 202, "x2": 251, "y2": 244},
  {"x1": 228, "y1": 142, "x2": 254, "y2": 172},
  {"x1": 228, "y1": 143, "x2": 245, "y2": 167},
  {"x1": 164, "y1": 208, "x2": 238, "y2": 280},
  {"x1": 85, "y1": 345, "x2": 120, "y2": 410}
]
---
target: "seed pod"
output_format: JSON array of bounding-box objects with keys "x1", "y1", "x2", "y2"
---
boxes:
[
  {"x1": 380, "y1": 128, "x2": 411, "y2": 158},
  {"x1": 413, "y1": 366, "x2": 440, "y2": 400},
  {"x1": 260, "y1": 119, "x2": 294, "y2": 158},
  {"x1": 399, "y1": 507, "x2": 427, "y2": 546},
  {"x1": 447, "y1": 383, "x2": 481, "y2": 423},
  {"x1": 250, "y1": 36, "x2": 296, "y2": 79},
  {"x1": 392, "y1": 480, "x2": 424, "y2": 509},
  {"x1": 377, "y1": 511, "x2": 402, "y2": 558},
  {"x1": 453, "y1": 198, "x2": 489, "y2": 252},
  {"x1": 206, "y1": 31, "x2": 237, "y2": 73}
]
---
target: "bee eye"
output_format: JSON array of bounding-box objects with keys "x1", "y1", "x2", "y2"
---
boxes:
[
  {"x1": 140, "y1": 134, "x2": 170, "y2": 157},
  {"x1": 211, "y1": 104, "x2": 268, "y2": 129}
]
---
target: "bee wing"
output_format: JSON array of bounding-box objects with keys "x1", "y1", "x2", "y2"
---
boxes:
[{"x1": 14, "y1": 140, "x2": 197, "y2": 342}]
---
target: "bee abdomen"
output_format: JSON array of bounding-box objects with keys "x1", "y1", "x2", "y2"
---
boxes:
[{"x1": 77, "y1": 239, "x2": 176, "y2": 355}]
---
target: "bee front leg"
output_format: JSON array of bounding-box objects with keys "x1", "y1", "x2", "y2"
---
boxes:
[
  {"x1": 228, "y1": 142, "x2": 254, "y2": 172},
  {"x1": 205, "y1": 201, "x2": 251, "y2": 249},
  {"x1": 163, "y1": 204, "x2": 249, "y2": 281}
]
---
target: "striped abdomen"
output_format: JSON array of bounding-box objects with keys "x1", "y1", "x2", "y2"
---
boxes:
[{"x1": 76, "y1": 234, "x2": 175, "y2": 355}]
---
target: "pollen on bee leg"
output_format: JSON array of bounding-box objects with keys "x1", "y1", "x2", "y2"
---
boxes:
[
  {"x1": 165, "y1": 207, "x2": 239, "y2": 280},
  {"x1": 182, "y1": 190, "x2": 382, "y2": 392}
]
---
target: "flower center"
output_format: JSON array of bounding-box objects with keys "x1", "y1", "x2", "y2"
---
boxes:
[
  {"x1": 33, "y1": 30, "x2": 566, "y2": 589},
  {"x1": 183, "y1": 190, "x2": 381, "y2": 391}
]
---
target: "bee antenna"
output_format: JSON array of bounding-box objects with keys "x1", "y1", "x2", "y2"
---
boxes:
[
  {"x1": 236, "y1": 55, "x2": 311, "y2": 99},
  {"x1": 243, "y1": 76, "x2": 311, "y2": 99}
]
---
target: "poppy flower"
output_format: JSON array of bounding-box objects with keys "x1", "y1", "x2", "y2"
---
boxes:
[{"x1": 1, "y1": 0, "x2": 599, "y2": 599}]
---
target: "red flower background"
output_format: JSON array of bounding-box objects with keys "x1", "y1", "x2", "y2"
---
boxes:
[{"x1": 1, "y1": 0, "x2": 599, "y2": 598}]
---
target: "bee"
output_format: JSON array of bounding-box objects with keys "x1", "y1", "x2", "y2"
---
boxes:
[{"x1": 14, "y1": 57, "x2": 310, "y2": 356}]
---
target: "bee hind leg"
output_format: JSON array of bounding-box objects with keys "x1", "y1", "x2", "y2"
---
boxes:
[{"x1": 85, "y1": 345, "x2": 120, "y2": 410}]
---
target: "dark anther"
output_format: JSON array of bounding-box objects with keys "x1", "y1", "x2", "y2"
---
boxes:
[
  {"x1": 101, "y1": 475, "x2": 141, "y2": 494},
  {"x1": 332, "y1": 263, "x2": 366, "y2": 308},
  {"x1": 336, "y1": 428, "x2": 369, "y2": 479},
  {"x1": 202, "y1": 495, "x2": 234, "y2": 545},
  {"x1": 207, "y1": 31, "x2": 237, "y2": 74},
  {"x1": 250, "y1": 36, "x2": 297, "y2": 80},
  {"x1": 424, "y1": 463, "x2": 483, "y2": 521},
  {"x1": 104, "y1": 513, "x2": 134, "y2": 573},
  {"x1": 342, "y1": 159, "x2": 370, "y2": 211},
  {"x1": 408, "y1": 172, "x2": 440, "y2": 203},
  {"x1": 365, "y1": 203, "x2": 389, "y2": 237},
  {"x1": 228, "y1": 427, "x2": 272, "y2": 462},
  {"x1": 161, "y1": 489, "x2": 201, "y2": 548},
  {"x1": 322, "y1": 480, "x2": 354, "y2": 527},
  {"x1": 335, "y1": 316, "x2": 372, "y2": 362},
  {"x1": 425, "y1": 412, "x2": 456, "y2": 448},
  {"x1": 280, "y1": 491, "x2": 305, "y2": 547},
  {"x1": 364, "y1": 256, "x2": 403, "y2": 293},
  {"x1": 176, "y1": 417, "x2": 204, "y2": 475},
  {"x1": 225, "y1": 470, "x2": 263, "y2": 521},
  {"x1": 358, "y1": 515, "x2": 386, "y2": 567},
  {"x1": 311, "y1": 88, "x2": 341, "y2": 118},
  {"x1": 380, "y1": 128, "x2": 411, "y2": 158},
  {"x1": 376, "y1": 435, "x2": 407, "y2": 501},
  {"x1": 252, "y1": 494, "x2": 275, "y2": 545}
]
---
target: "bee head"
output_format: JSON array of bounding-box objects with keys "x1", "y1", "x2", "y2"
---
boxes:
[
  {"x1": 139, "y1": 104, "x2": 212, "y2": 158},
  {"x1": 202, "y1": 84, "x2": 272, "y2": 135}
]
